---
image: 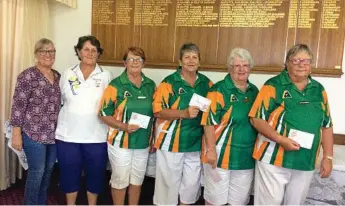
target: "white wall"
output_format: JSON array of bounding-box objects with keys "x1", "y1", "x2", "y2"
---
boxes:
[{"x1": 49, "y1": 0, "x2": 345, "y2": 134}]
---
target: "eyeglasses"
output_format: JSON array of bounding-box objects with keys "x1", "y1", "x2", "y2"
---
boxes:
[
  {"x1": 232, "y1": 64, "x2": 250, "y2": 70},
  {"x1": 38, "y1": 50, "x2": 56, "y2": 56},
  {"x1": 290, "y1": 58, "x2": 312, "y2": 65},
  {"x1": 81, "y1": 48, "x2": 98, "y2": 56},
  {"x1": 126, "y1": 57, "x2": 144, "y2": 63}
]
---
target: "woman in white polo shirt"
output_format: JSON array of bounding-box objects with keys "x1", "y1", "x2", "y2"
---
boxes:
[{"x1": 55, "y1": 36, "x2": 112, "y2": 205}]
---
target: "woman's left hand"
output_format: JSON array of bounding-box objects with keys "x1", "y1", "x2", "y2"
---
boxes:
[
  {"x1": 149, "y1": 146, "x2": 156, "y2": 153},
  {"x1": 320, "y1": 157, "x2": 333, "y2": 178}
]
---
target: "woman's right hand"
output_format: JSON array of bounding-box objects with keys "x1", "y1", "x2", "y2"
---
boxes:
[
  {"x1": 206, "y1": 149, "x2": 217, "y2": 168},
  {"x1": 12, "y1": 133, "x2": 23, "y2": 151},
  {"x1": 121, "y1": 123, "x2": 140, "y2": 134},
  {"x1": 279, "y1": 137, "x2": 300, "y2": 151},
  {"x1": 183, "y1": 106, "x2": 200, "y2": 119}
]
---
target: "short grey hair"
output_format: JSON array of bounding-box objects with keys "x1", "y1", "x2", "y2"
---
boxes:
[
  {"x1": 179, "y1": 42, "x2": 201, "y2": 60},
  {"x1": 34, "y1": 38, "x2": 54, "y2": 54},
  {"x1": 227, "y1": 48, "x2": 254, "y2": 68},
  {"x1": 285, "y1": 44, "x2": 313, "y2": 64}
]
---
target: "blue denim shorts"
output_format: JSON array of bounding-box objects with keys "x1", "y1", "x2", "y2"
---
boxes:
[{"x1": 56, "y1": 140, "x2": 108, "y2": 194}]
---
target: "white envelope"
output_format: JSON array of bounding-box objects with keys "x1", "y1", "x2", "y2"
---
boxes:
[
  {"x1": 204, "y1": 163, "x2": 222, "y2": 183},
  {"x1": 189, "y1": 93, "x2": 211, "y2": 112},
  {"x1": 288, "y1": 128, "x2": 315, "y2": 149},
  {"x1": 4, "y1": 120, "x2": 28, "y2": 170},
  {"x1": 128, "y1": 112, "x2": 151, "y2": 129},
  {"x1": 7, "y1": 140, "x2": 28, "y2": 170}
]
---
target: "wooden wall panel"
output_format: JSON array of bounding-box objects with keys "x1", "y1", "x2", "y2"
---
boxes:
[
  {"x1": 91, "y1": 0, "x2": 345, "y2": 77},
  {"x1": 317, "y1": 0, "x2": 345, "y2": 70},
  {"x1": 139, "y1": 1, "x2": 176, "y2": 63}
]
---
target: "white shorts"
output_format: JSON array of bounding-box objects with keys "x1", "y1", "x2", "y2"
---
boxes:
[
  {"x1": 203, "y1": 164, "x2": 253, "y2": 205},
  {"x1": 108, "y1": 143, "x2": 149, "y2": 189},
  {"x1": 153, "y1": 150, "x2": 201, "y2": 205},
  {"x1": 255, "y1": 161, "x2": 314, "y2": 205}
]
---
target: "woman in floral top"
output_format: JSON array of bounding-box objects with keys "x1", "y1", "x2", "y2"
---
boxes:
[{"x1": 10, "y1": 38, "x2": 61, "y2": 205}]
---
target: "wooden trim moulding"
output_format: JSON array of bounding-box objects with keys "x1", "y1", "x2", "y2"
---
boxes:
[
  {"x1": 334, "y1": 134, "x2": 345, "y2": 145},
  {"x1": 99, "y1": 60, "x2": 343, "y2": 77}
]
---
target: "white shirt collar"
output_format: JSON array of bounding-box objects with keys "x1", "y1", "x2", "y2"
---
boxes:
[{"x1": 72, "y1": 63, "x2": 103, "y2": 81}]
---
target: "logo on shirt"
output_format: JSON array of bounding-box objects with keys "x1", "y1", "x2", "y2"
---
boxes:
[
  {"x1": 282, "y1": 90, "x2": 292, "y2": 99},
  {"x1": 124, "y1": 91, "x2": 132, "y2": 98},
  {"x1": 68, "y1": 76, "x2": 81, "y2": 95},
  {"x1": 178, "y1": 87, "x2": 186, "y2": 94},
  {"x1": 93, "y1": 78, "x2": 102, "y2": 87},
  {"x1": 230, "y1": 94, "x2": 239, "y2": 102}
]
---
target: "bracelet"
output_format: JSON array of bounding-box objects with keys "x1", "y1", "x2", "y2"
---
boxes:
[{"x1": 324, "y1": 156, "x2": 333, "y2": 160}]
